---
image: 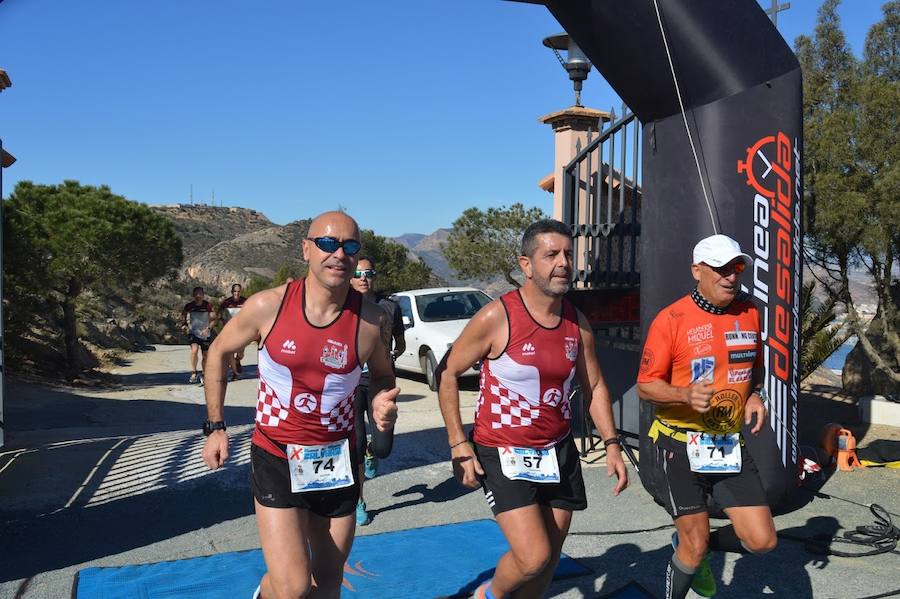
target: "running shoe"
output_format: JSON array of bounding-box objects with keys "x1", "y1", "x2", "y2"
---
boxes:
[
  {"x1": 364, "y1": 449, "x2": 378, "y2": 480},
  {"x1": 356, "y1": 499, "x2": 371, "y2": 526},
  {"x1": 189, "y1": 372, "x2": 199, "y2": 384},
  {"x1": 671, "y1": 532, "x2": 717, "y2": 597},
  {"x1": 474, "y1": 580, "x2": 496, "y2": 599},
  {"x1": 231, "y1": 371, "x2": 239, "y2": 382},
  {"x1": 198, "y1": 373, "x2": 205, "y2": 387}
]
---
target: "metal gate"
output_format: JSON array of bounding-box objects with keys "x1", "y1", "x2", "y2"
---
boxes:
[
  {"x1": 561, "y1": 107, "x2": 644, "y2": 450},
  {"x1": 561, "y1": 107, "x2": 642, "y2": 346}
]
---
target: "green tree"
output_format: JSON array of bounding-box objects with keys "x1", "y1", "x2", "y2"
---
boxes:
[
  {"x1": 359, "y1": 230, "x2": 433, "y2": 294},
  {"x1": 443, "y1": 203, "x2": 548, "y2": 288},
  {"x1": 800, "y1": 281, "x2": 851, "y2": 379},
  {"x1": 795, "y1": 1, "x2": 900, "y2": 389},
  {"x1": 3, "y1": 181, "x2": 183, "y2": 377},
  {"x1": 242, "y1": 276, "x2": 272, "y2": 298},
  {"x1": 272, "y1": 262, "x2": 307, "y2": 287}
]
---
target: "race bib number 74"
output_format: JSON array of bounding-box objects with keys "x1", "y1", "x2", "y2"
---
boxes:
[{"x1": 287, "y1": 439, "x2": 354, "y2": 493}]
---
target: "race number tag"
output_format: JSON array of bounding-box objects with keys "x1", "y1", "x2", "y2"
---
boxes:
[
  {"x1": 686, "y1": 432, "x2": 741, "y2": 474},
  {"x1": 225, "y1": 307, "x2": 241, "y2": 322},
  {"x1": 188, "y1": 311, "x2": 210, "y2": 339},
  {"x1": 287, "y1": 439, "x2": 354, "y2": 493},
  {"x1": 499, "y1": 446, "x2": 560, "y2": 483}
]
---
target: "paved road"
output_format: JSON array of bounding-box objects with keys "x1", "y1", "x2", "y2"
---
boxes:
[{"x1": 1, "y1": 344, "x2": 899, "y2": 598}]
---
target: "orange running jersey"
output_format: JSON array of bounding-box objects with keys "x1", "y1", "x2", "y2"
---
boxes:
[{"x1": 637, "y1": 291, "x2": 763, "y2": 433}]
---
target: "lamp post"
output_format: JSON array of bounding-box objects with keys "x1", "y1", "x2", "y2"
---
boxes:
[
  {"x1": 543, "y1": 33, "x2": 592, "y2": 107},
  {"x1": 0, "y1": 67, "x2": 12, "y2": 448}
]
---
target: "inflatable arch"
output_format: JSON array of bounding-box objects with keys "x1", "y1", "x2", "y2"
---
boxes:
[{"x1": 513, "y1": 0, "x2": 803, "y2": 510}]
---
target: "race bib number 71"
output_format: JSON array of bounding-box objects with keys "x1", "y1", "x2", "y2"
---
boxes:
[{"x1": 686, "y1": 432, "x2": 741, "y2": 474}]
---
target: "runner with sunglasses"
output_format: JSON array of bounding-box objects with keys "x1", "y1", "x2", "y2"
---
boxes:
[
  {"x1": 637, "y1": 234, "x2": 776, "y2": 599},
  {"x1": 201, "y1": 211, "x2": 400, "y2": 599},
  {"x1": 349, "y1": 258, "x2": 406, "y2": 525}
]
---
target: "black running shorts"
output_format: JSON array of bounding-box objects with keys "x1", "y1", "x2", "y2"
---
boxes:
[
  {"x1": 651, "y1": 432, "x2": 768, "y2": 518},
  {"x1": 473, "y1": 434, "x2": 587, "y2": 516},
  {"x1": 250, "y1": 444, "x2": 360, "y2": 518},
  {"x1": 188, "y1": 335, "x2": 211, "y2": 352}
]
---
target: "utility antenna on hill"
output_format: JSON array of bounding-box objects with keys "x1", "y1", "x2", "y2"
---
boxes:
[
  {"x1": 190, "y1": 184, "x2": 194, "y2": 205},
  {"x1": 212, "y1": 189, "x2": 215, "y2": 206}
]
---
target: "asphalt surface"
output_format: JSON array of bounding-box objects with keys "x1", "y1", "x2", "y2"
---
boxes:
[{"x1": 1, "y1": 344, "x2": 899, "y2": 598}]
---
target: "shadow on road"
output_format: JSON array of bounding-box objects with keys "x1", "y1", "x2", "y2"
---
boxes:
[{"x1": 0, "y1": 374, "x2": 470, "y2": 582}]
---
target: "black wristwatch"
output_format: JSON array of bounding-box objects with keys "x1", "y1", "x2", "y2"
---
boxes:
[{"x1": 203, "y1": 421, "x2": 227, "y2": 436}]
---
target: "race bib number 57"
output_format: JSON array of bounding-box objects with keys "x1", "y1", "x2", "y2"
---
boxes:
[{"x1": 499, "y1": 446, "x2": 560, "y2": 483}]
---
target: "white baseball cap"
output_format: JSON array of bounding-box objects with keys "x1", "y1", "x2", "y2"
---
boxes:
[{"x1": 692, "y1": 234, "x2": 752, "y2": 268}]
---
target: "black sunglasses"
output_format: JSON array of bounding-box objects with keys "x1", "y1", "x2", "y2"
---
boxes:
[{"x1": 307, "y1": 236, "x2": 362, "y2": 256}]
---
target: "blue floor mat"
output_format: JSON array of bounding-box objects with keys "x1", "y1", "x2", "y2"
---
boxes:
[{"x1": 76, "y1": 519, "x2": 591, "y2": 598}]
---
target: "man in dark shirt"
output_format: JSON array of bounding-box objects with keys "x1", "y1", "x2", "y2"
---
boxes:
[
  {"x1": 349, "y1": 258, "x2": 405, "y2": 525},
  {"x1": 218, "y1": 283, "x2": 248, "y2": 380},
  {"x1": 181, "y1": 286, "x2": 217, "y2": 385}
]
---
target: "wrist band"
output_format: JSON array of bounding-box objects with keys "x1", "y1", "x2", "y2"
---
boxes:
[
  {"x1": 603, "y1": 438, "x2": 622, "y2": 449},
  {"x1": 449, "y1": 439, "x2": 468, "y2": 449}
]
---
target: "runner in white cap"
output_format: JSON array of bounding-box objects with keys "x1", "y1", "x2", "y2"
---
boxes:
[{"x1": 638, "y1": 233, "x2": 775, "y2": 599}]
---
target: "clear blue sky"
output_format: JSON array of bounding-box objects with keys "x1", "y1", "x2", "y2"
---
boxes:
[{"x1": 0, "y1": 0, "x2": 889, "y2": 237}]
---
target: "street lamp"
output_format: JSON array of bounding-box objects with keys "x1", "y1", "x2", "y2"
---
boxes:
[
  {"x1": 0, "y1": 66, "x2": 12, "y2": 449},
  {"x1": 543, "y1": 33, "x2": 592, "y2": 107}
]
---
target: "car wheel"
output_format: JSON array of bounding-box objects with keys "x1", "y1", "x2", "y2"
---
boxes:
[{"x1": 423, "y1": 350, "x2": 438, "y2": 392}]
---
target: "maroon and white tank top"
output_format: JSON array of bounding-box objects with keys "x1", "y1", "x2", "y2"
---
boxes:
[
  {"x1": 473, "y1": 290, "x2": 581, "y2": 448},
  {"x1": 251, "y1": 278, "x2": 362, "y2": 458}
]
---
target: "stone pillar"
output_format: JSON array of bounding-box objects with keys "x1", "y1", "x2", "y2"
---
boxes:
[{"x1": 539, "y1": 106, "x2": 611, "y2": 220}]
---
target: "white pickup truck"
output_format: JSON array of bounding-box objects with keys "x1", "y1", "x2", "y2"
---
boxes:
[{"x1": 389, "y1": 287, "x2": 492, "y2": 390}]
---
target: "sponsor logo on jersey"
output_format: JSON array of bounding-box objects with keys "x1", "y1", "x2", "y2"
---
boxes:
[
  {"x1": 702, "y1": 388, "x2": 743, "y2": 432},
  {"x1": 522, "y1": 343, "x2": 536, "y2": 356},
  {"x1": 729, "y1": 349, "x2": 757, "y2": 364},
  {"x1": 724, "y1": 321, "x2": 758, "y2": 347},
  {"x1": 640, "y1": 348, "x2": 655, "y2": 374},
  {"x1": 281, "y1": 339, "x2": 297, "y2": 355},
  {"x1": 293, "y1": 392, "x2": 318, "y2": 413},
  {"x1": 691, "y1": 357, "x2": 715, "y2": 383},
  {"x1": 320, "y1": 339, "x2": 348, "y2": 369},
  {"x1": 564, "y1": 337, "x2": 578, "y2": 362},
  {"x1": 686, "y1": 323, "x2": 713, "y2": 345},
  {"x1": 693, "y1": 343, "x2": 713, "y2": 356},
  {"x1": 728, "y1": 367, "x2": 753, "y2": 384},
  {"x1": 542, "y1": 387, "x2": 563, "y2": 407}
]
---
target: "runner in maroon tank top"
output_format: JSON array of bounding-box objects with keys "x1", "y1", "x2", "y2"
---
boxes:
[
  {"x1": 201, "y1": 211, "x2": 399, "y2": 599},
  {"x1": 218, "y1": 283, "x2": 247, "y2": 380},
  {"x1": 439, "y1": 219, "x2": 628, "y2": 599}
]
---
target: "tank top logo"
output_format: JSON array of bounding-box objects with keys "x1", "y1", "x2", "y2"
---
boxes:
[
  {"x1": 293, "y1": 392, "x2": 318, "y2": 413},
  {"x1": 320, "y1": 339, "x2": 348, "y2": 369},
  {"x1": 542, "y1": 387, "x2": 563, "y2": 407},
  {"x1": 564, "y1": 337, "x2": 578, "y2": 362}
]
